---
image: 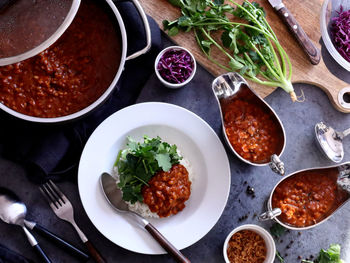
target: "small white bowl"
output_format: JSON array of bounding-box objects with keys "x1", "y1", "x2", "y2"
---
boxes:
[
  {"x1": 321, "y1": 0, "x2": 350, "y2": 71},
  {"x1": 154, "y1": 45, "x2": 197, "y2": 89},
  {"x1": 223, "y1": 224, "x2": 276, "y2": 263}
]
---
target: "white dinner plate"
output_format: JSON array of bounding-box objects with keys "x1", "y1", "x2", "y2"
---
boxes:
[{"x1": 78, "y1": 102, "x2": 231, "y2": 254}]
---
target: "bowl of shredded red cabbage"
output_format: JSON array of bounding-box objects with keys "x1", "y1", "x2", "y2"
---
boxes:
[
  {"x1": 321, "y1": 0, "x2": 350, "y2": 71},
  {"x1": 155, "y1": 46, "x2": 196, "y2": 88}
]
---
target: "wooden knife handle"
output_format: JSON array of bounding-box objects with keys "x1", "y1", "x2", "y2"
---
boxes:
[
  {"x1": 145, "y1": 223, "x2": 191, "y2": 263},
  {"x1": 277, "y1": 6, "x2": 321, "y2": 65},
  {"x1": 84, "y1": 241, "x2": 106, "y2": 263}
]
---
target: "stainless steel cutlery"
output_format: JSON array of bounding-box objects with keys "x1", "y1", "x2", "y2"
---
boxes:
[{"x1": 40, "y1": 180, "x2": 106, "y2": 263}]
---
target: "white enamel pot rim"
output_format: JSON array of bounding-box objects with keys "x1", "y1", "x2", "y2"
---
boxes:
[{"x1": 0, "y1": 0, "x2": 151, "y2": 124}]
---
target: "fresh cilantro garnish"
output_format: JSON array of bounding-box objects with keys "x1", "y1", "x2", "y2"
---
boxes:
[
  {"x1": 164, "y1": 0, "x2": 296, "y2": 101},
  {"x1": 115, "y1": 136, "x2": 182, "y2": 204},
  {"x1": 270, "y1": 223, "x2": 286, "y2": 238},
  {"x1": 301, "y1": 244, "x2": 344, "y2": 263},
  {"x1": 276, "y1": 250, "x2": 285, "y2": 263}
]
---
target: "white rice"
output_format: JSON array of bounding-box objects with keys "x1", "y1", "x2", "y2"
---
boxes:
[{"x1": 113, "y1": 154, "x2": 194, "y2": 218}]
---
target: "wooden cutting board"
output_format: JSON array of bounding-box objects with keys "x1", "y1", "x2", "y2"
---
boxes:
[{"x1": 139, "y1": 0, "x2": 350, "y2": 113}]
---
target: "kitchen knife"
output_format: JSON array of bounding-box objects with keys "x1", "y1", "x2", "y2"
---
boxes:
[{"x1": 268, "y1": 0, "x2": 321, "y2": 65}]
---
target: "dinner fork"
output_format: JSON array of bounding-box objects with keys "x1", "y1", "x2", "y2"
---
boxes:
[{"x1": 39, "y1": 180, "x2": 106, "y2": 263}]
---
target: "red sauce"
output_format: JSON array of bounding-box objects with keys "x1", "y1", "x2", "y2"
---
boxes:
[
  {"x1": 0, "y1": 0, "x2": 121, "y2": 118},
  {"x1": 142, "y1": 164, "x2": 191, "y2": 218},
  {"x1": 220, "y1": 95, "x2": 283, "y2": 163},
  {"x1": 272, "y1": 169, "x2": 349, "y2": 227}
]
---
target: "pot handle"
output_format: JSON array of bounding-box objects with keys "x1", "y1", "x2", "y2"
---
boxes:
[
  {"x1": 269, "y1": 154, "x2": 285, "y2": 176},
  {"x1": 258, "y1": 208, "x2": 282, "y2": 221},
  {"x1": 125, "y1": 0, "x2": 151, "y2": 61}
]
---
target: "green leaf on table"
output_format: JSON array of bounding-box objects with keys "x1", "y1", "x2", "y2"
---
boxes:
[
  {"x1": 276, "y1": 251, "x2": 284, "y2": 263},
  {"x1": 270, "y1": 223, "x2": 286, "y2": 238},
  {"x1": 167, "y1": 0, "x2": 182, "y2": 8},
  {"x1": 229, "y1": 58, "x2": 244, "y2": 71},
  {"x1": 302, "y1": 244, "x2": 344, "y2": 263},
  {"x1": 318, "y1": 244, "x2": 342, "y2": 263},
  {"x1": 213, "y1": 0, "x2": 224, "y2": 6},
  {"x1": 168, "y1": 26, "x2": 179, "y2": 36},
  {"x1": 221, "y1": 28, "x2": 240, "y2": 54},
  {"x1": 178, "y1": 16, "x2": 192, "y2": 27}
]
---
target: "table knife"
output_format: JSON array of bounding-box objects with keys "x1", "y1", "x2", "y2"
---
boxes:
[{"x1": 268, "y1": 0, "x2": 321, "y2": 65}]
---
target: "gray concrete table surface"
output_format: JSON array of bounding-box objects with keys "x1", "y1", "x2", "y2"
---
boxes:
[{"x1": 1, "y1": 35, "x2": 350, "y2": 263}]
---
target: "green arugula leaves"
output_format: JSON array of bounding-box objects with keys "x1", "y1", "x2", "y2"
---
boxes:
[
  {"x1": 115, "y1": 136, "x2": 182, "y2": 203},
  {"x1": 164, "y1": 0, "x2": 296, "y2": 101}
]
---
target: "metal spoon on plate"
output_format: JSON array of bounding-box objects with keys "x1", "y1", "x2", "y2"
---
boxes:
[
  {"x1": 0, "y1": 187, "x2": 52, "y2": 263},
  {"x1": 100, "y1": 172, "x2": 191, "y2": 263},
  {"x1": 315, "y1": 122, "x2": 350, "y2": 163}
]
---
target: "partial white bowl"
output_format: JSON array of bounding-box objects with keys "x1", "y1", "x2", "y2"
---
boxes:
[
  {"x1": 321, "y1": 0, "x2": 350, "y2": 71},
  {"x1": 154, "y1": 46, "x2": 197, "y2": 88},
  {"x1": 223, "y1": 224, "x2": 276, "y2": 263}
]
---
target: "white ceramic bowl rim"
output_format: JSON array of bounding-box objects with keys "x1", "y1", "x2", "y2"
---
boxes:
[
  {"x1": 154, "y1": 45, "x2": 197, "y2": 88},
  {"x1": 223, "y1": 224, "x2": 276, "y2": 263},
  {"x1": 320, "y1": 0, "x2": 350, "y2": 71}
]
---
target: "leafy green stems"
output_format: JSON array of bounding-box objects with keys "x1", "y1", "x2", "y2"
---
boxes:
[{"x1": 164, "y1": 0, "x2": 296, "y2": 101}]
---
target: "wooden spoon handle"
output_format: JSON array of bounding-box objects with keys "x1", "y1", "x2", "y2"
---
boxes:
[
  {"x1": 277, "y1": 6, "x2": 321, "y2": 65},
  {"x1": 145, "y1": 223, "x2": 191, "y2": 263},
  {"x1": 84, "y1": 241, "x2": 106, "y2": 263}
]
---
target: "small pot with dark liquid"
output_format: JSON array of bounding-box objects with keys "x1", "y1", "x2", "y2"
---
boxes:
[
  {"x1": 212, "y1": 72, "x2": 286, "y2": 175},
  {"x1": 259, "y1": 162, "x2": 350, "y2": 230}
]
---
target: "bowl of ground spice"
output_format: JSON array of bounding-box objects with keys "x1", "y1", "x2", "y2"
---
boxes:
[{"x1": 223, "y1": 224, "x2": 276, "y2": 263}]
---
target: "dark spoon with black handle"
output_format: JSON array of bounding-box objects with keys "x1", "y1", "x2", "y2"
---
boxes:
[{"x1": 0, "y1": 187, "x2": 89, "y2": 262}]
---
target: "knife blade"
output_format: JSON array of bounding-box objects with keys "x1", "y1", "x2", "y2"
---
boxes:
[{"x1": 268, "y1": 0, "x2": 321, "y2": 65}]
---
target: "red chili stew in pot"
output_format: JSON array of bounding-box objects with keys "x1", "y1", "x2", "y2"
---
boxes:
[
  {"x1": 0, "y1": 0, "x2": 121, "y2": 118},
  {"x1": 272, "y1": 169, "x2": 349, "y2": 227},
  {"x1": 220, "y1": 97, "x2": 283, "y2": 163},
  {"x1": 142, "y1": 164, "x2": 191, "y2": 218}
]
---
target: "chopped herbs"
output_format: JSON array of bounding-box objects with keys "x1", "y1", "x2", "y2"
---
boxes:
[
  {"x1": 164, "y1": 0, "x2": 297, "y2": 101},
  {"x1": 115, "y1": 136, "x2": 182, "y2": 203}
]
